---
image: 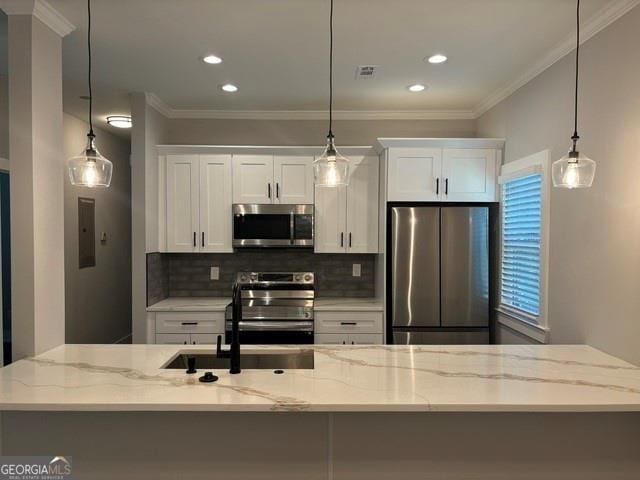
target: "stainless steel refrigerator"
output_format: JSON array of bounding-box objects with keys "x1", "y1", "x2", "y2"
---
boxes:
[{"x1": 390, "y1": 206, "x2": 490, "y2": 344}]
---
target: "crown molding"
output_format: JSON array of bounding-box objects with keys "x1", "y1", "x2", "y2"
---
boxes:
[
  {"x1": 0, "y1": 0, "x2": 75, "y2": 37},
  {"x1": 473, "y1": 0, "x2": 640, "y2": 118}
]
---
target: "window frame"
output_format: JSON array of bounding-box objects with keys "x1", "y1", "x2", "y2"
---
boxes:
[{"x1": 497, "y1": 150, "x2": 551, "y2": 340}]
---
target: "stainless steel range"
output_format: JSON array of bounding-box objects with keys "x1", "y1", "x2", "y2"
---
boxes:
[{"x1": 224, "y1": 272, "x2": 315, "y2": 344}]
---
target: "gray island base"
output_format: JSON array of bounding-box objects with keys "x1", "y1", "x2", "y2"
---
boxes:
[{"x1": 1, "y1": 345, "x2": 640, "y2": 479}]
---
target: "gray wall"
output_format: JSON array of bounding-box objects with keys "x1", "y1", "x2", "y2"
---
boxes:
[
  {"x1": 0, "y1": 75, "x2": 7, "y2": 159},
  {"x1": 164, "y1": 118, "x2": 476, "y2": 146},
  {"x1": 64, "y1": 113, "x2": 132, "y2": 343},
  {"x1": 477, "y1": 6, "x2": 640, "y2": 364},
  {"x1": 147, "y1": 251, "x2": 376, "y2": 305}
]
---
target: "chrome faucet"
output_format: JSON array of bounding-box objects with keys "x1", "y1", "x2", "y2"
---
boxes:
[{"x1": 216, "y1": 282, "x2": 242, "y2": 374}]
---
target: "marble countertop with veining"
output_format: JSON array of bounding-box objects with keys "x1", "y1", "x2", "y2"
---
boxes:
[
  {"x1": 147, "y1": 297, "x2": 383, "y2": 312},
  {"x1": 1, "y1": 344, "x2": 639, "y2": 412}
]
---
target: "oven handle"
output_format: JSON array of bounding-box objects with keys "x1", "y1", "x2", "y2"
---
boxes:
[{"x1": 225, "y1": 321, "x2": 314, "y2": 332}]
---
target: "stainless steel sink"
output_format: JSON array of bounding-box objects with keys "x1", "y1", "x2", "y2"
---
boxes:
[{"x1": 162, "y1": 350, "x2": 315, "y2": 370}]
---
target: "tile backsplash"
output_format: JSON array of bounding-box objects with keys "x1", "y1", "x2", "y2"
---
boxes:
[{"x1": 147, "y1": 251, "x2": 376, "y2": 305}]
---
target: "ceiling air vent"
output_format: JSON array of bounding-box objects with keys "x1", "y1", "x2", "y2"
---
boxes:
[{"x1": 355, "y1": 65, "x2": 378, "y2": 79}]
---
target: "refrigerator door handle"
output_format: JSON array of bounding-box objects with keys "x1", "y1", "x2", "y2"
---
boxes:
[{"x1": 436, "y1": 178, "x2": 439, "y2": 195}]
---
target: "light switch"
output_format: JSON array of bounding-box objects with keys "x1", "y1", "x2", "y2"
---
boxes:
[
  {"x1": 210, "y1": 266, "x2": 220, "y2": 280},
  {"x1": 352, "y1": 264, "x2": 361, "y2": 277}
]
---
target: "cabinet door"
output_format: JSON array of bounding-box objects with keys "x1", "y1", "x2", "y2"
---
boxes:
[
  {"x1": 232, "y1": 155, "x2": 274, "y2": 204},
  {"x1": 156, "y1": 333, "x2": 191, "y2": 345},
  {"x1": 314, "y1": 333, "x2": 351, "y2": 345},
  {"x1": 314, "y1": 185, "x2": 347, "y2": 253},
  {"x1": 441, "y1": 149, "x2": 497, "y2": 202},
  {"x1": 190, "y1": 333, "x2": 221, "y2": 345},
  {"x1": 166, "y1": 155, "x2": 199, "y2": 252},
  {"x1": 346, "y1": 156, "x2": 379, "y2": 253},
  {"x1": 273, "y1": 156, "x2": 314, "y2": 204},
  {"x1": 199, "y1": 155, "x2": 233, "y2": 252},
  {"x1": 387, "y1": 148, "x2": 442, "y2": 201},
  {"x1": 348, "y1": 333, "x2": 384, "y2": 345}
]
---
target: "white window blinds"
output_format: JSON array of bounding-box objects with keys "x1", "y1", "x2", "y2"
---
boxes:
[{"x1": 500, "y1": 174, "x2": 542, "y2": 318}]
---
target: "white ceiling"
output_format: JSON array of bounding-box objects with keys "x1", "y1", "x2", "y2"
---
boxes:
[{"x1": 0, "y1": 0, "x2": 634, "y2": 133}]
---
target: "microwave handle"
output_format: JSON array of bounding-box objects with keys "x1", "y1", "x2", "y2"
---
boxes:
[{"x1": 290, "y1": 212, "x2": 295, "y2": 245}]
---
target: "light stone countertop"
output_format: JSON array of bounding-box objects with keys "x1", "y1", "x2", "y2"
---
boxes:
[
  {"x1": 1, "y1": 344, "x2": 640, "y2": 412},
  {"x1": 146, "y1": 297, "x2": 383, "y2": 312}
]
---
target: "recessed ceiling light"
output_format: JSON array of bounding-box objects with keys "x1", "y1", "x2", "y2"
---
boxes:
[
  {"x1": 427, "y1": 54, "x2": 447, "y2": 64},
  {"x1": 221, "y1": 84, "x2": 238, "y2": 93},
  {"x1": 203, "y1": 54, "x2": 222, "y2": 64},
  {"x1": 407, "y1": 84, "x2": 426, "y2": 92},
  {"x1": 106, "y1": 115, "x2": 132, "y2": 129}
]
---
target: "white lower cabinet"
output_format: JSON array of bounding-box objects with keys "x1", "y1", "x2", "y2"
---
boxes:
[
  {"x1": 314, "y1": 311, "x2": 384, "y2": 344},
  {"x1": 315, "y1": 333, "x2": 384, "y2": 345}
]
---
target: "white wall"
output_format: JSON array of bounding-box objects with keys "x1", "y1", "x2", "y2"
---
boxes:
[
  {"x1": 63, "y1": 113, "x2": 131, "y2": 344},
  {"x1": 478, "y1": 6, "x2": 640, "y2": 364}
]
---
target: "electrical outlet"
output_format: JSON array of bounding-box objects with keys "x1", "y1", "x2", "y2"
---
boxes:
[
  {"x1": 210, "y1": 266, "x2": 220, "y2": 280},
  {"x1": 352, "y1": 264, "x2": 361, "y2": 277}
]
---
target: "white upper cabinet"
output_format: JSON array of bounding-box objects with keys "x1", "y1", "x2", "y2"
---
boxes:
[
  {"x1": 387, "y1": 148, "x2": 442, "y2": 201},
  {"x1": 381, "y1": 139, "x2": 503, "y2": 203},
  {"x1": 232, "y1": 155, "x2": 274, "y2": 204},
  {"x1": 315, "y1": 156, "x2": 379, "y2": 254},
  {"x1": 314, "y1": 185, "x2": 347, "y2": 253},
  {"x1": 441, "y1": 149, "x2": 497, "y2": 202},
  {"x1": 166, "y1": 154, "x2": 232, "y2": 253},
  {"x1": 233, "y1": 155, "x2": 314, "y2": 204},
  {"x1": 166, "y1": 155, "x2": 199, "y2": 252},
  {"x1": 273, "y1": 156, "x2": 314, "y2": 204},
  {"x1": 199, "y1": 155, "x2": 233, "y2": 252},
  {"x1": 346, "y1": 156, "x2": 379, "y2": 253}
]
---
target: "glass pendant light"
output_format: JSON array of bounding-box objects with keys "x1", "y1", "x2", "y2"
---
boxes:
[
  {"x1": 67, "y1": 0, "x2": 113, "y2": 188},
  {"x1": 552, "y1": 0, "x2": 595, "y2": 189},
  {"x1": 313, "y1": 0, "x2": 349, "y2": 187}
]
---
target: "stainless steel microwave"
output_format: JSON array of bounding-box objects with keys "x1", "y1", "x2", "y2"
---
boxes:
[{"x1": 232, "y1": 204, "x2": 314, "y2": 248}]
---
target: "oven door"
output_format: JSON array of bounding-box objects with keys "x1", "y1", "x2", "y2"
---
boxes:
[
  {"x1": 233, "y1": 204, "x2": 313, "y2": 248},
  {"x1": 225, "y1": 321, "x2": 314, "y2": 345}
]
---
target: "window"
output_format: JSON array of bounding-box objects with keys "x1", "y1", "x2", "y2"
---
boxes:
[{"x1": 498, "y1": 151, "x2": 549, "y2": 331}]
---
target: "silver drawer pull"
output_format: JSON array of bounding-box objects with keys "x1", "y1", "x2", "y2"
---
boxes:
[
  {"x1": 340, "y1": 322, "x2": 357, "y2": 326},
  {"x1": 181, "y1": 322, "x2": 198, "y2": 326}
]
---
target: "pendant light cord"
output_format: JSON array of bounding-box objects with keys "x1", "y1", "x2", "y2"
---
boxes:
[
  {"x1": 572, "y1": 0, "x2": 580, "y2": 150},
  {"x1": 328, "y1": 0, "x2": 333, "y2": 139},
  {"x1": 87, "y1": 0, "x2": 94, "y2": 137}
]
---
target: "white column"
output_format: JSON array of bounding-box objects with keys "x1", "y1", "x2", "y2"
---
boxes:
[{"x1": 0, "y1": 0, "x2": 75, "y2": 359}]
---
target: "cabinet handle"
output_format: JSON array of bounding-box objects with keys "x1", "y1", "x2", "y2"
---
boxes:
[
  {"x1": 348, "y1": 232, "x2": 352, "y2": 248},
  {"x1": 352, "y1": 341, "x2": 355, "y2": 345},
  {"x1": 276, "y1": 183, "x2": 280, "y2": 198},
  {"x1": 181, "y1": 322, "x2": 198, "y2": 326},
  {"x1": 445, "y1": 178, "x2": 449, "y2": 195},
  {"x1": 340, "y1": 322, "x2": 357, "y2": 326},
  {"x1": 201, "y1": 232, "x2": 205, "y2": 247},
  {"x1": 193, "y1": 341, "x2": 196, "y2": 345},
  {"x1": 342, "y1": 340, "x2": 346, "y2": 345},
  {"x1": 193, "y1": 232, "x2": 196, "y2": 247},
  {"x1": 436, "y1": 178, "x2": 440, "y2": 195},
  {"x1": 340, "y1": 232, "x2": 344, "y2": 247},
  {"x1": 268, "y1": 183, "x2": 271, "y2": 199},
  {"x1": 183, "y1": 341, "x2": 187, "y2": 345}
]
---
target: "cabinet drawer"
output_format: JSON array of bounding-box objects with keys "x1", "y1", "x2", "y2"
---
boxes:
[
  {"x1": 156, "y1": 333, "x2": 191, "y2": 345},
  {"x1": 155, "y1": 312, "x2": 225, "y2": 334},
  {"x1": 348, "y1": 333, "x2": 384, "y2": 345},
  {"x1": 190, "y1": 333, "x2": 221, "y2": 345},
  {"x1": 315, "y1": 311, "x2": 383, "y2": 334},
  {"x1": 314, "y1": 333, "x2": 350, "y2": 345}
]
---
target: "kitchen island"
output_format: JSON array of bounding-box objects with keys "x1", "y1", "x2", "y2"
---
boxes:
[{"x1": 1, "y1": 344, "x2": 639, "y2": 479}]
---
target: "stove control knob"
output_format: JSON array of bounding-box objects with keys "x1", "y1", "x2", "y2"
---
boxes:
[
  {"x1": 250, "y1": 273, "x2": 257, "y2": 281},
  {"x1": 240, "y1": 274, "x2": 248, "y2": 282},
  {"x1": 294, "y1": 274, "x2": 302, "y2": 282},
  {"x1": 304, "y1": 274, "x2": 313, "y2": 282}
]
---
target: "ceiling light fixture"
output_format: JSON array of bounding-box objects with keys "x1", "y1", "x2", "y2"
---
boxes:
[
  {"x1": 203, "y1": 54, "x2": 222, "y2": 64},
  {"x1": 221, "y1": 84, "x2": 238, "y2": 92},
  {"x1": 106, "y1": 115, "x2": 132, "y2": 129},
  {"x1": 427, "y1": 54, "x2": 447, "y2": 64},
  {"x1": 408, "y1": 84, "x2": 426, "y2": 92},
  {"x1": 67, "y1": 0, "x2": 113, "y2": 188},
  {"x1": 552, "y1": 0, "x2": 595, "y2": 189},
  {"x1": 313, "y1": 0, "x2": 350, "y2": 187}
]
